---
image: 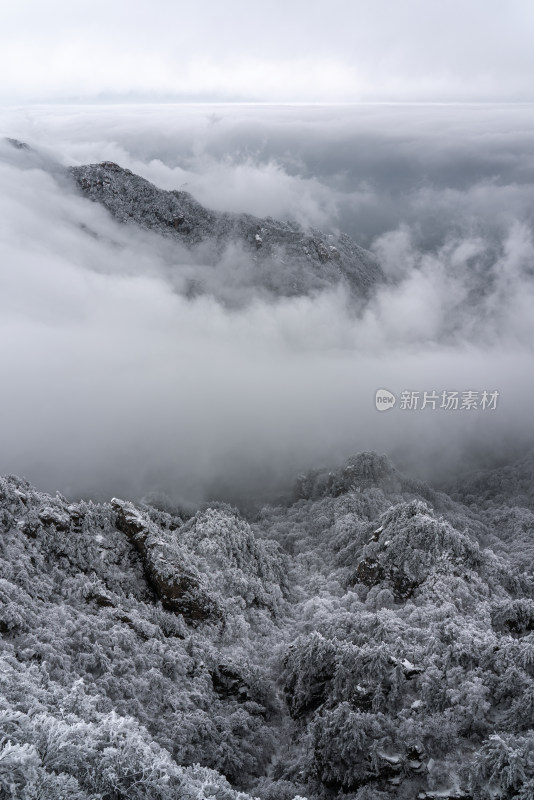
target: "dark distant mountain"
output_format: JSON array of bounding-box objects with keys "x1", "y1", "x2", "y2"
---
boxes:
[
  {"x1": 69, "y1": 160, "x2": 384, "y2": 299},
  {"x1": 3, "y1": 136, "x2": 384, "y2": 301}
]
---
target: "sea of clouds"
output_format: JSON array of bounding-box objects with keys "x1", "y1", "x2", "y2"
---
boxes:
[{"x1": 0, "y1": 104, "x2": 533, "y2": 505}]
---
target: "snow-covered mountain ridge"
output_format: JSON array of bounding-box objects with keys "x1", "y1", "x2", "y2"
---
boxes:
[
  {"x1": 3, "y1": 137, "x2": 384, "y2": 301},
  {"x1": 68, "y1": 159, "x2": 384, "y2": 299}
]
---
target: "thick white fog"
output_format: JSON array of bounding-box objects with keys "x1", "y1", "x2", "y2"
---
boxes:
[{"x1": 0, "y1": 104, "x2": 533, "y2": 503}]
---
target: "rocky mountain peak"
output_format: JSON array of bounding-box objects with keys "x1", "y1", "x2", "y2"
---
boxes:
[{"x1": 69, "y1": 159, "x2": 385, "y2": 299}]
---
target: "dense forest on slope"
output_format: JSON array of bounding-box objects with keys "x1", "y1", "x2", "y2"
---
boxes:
[{"x1": 1, "y1": 451, "x2": 534, "y2": 799}]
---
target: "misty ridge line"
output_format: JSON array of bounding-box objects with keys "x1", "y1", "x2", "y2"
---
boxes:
[
  {"x1": 3, "y1": 135, "x2": 386, "y2": 311},
  {"x1": 5, "y1": 132, "x2": 534, "y2": 350},
  {"x1": 67, "y1": 156, "x2": 385, "y2": 304}
]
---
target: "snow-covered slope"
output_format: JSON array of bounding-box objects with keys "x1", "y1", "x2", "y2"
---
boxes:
[{"x1": 2, "y1": 451, "x2": 534, "y2": 799}]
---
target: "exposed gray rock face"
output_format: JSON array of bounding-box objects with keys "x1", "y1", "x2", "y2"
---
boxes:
[
  {"x1": 69, "y1": 160, "x2": 384, "y2": 299},
  {"x1": 111, "y1": 497, "x2": 223, "y2": 625}
]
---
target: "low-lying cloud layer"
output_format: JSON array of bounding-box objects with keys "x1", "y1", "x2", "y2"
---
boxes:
[{"x1": 1, "y1": 105, "x2": 533, "y2": 504}]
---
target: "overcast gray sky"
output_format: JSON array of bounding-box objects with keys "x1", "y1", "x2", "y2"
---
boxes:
[{"x1": 2, "y1": 0, "x2": 534, "y2": 103}]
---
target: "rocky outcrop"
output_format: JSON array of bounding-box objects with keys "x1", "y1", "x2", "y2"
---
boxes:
[{"x1": 111, "y1": 498, "x2": 223, "y2": 625}]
